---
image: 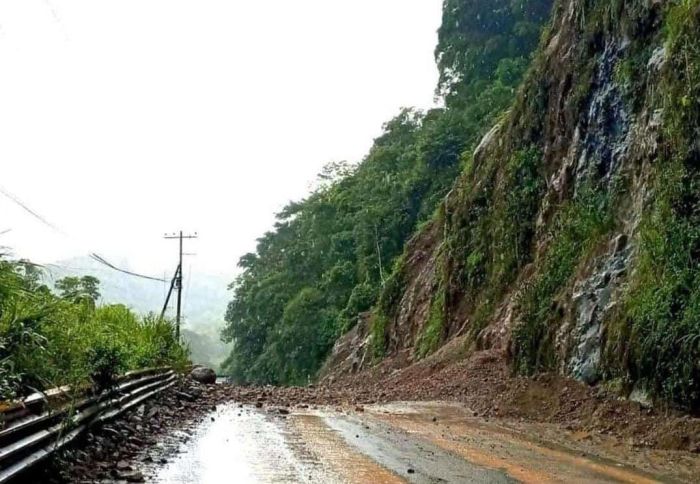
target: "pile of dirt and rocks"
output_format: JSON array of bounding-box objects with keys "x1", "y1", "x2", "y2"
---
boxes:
[
  {"x1": 34, "y1": 377, "x2": 231, "y2": 483},
  {"x1": 156, "y1": 350, "x2": 700, "y2": 457},
  {"x1": 326, "y1": 342, "x2": 700, "y2": 455},
  {"x1": 27, "y1": 346, "x2": 700, "y2": 482}
]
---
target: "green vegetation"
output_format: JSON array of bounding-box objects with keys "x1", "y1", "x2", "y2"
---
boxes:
[
  {"x1": 605, "y1": 0, "x2": 700, "y2": 408},
  {"x1": 222, "y1": 0, "x2": 700, "y2": 412},
  {"x1": 47, "y1": 255, "x2": 231, "y2": 371},
  {"x1": 222, "y1": 0, "x2": 554, "y2": 384},
  {"x1": 424, "y1": 146, "x2": 547, "y2": 353},
  {"x1": 55, "y1": 275, "x2": 101, "y2": 305},
  {"x1": 514, "y1": 189, "x2": 613, "y2": 373},
  {"x1": 371, "y1": 252, "x2": 409, "y2": 358},
  {"x1": 218, "y1": 0, "x2": 700, "y2": 412},
  {"x1": 0, "y1": 258, "x2": 188, "y2": 399},
  {"x1": 417, "y1": 282, "x2": 447, "y2": 359}
]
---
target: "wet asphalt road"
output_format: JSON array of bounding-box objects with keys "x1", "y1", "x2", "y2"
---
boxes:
[{"x1": 140, "y1": 402, "x2": 662, "y2": 484}]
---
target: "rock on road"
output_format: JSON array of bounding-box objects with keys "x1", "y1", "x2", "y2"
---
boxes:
[{"x1": 138, "y1": 401, "x2": 665, "y2": 483}]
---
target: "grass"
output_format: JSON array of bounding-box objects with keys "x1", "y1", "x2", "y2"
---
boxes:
[
  {"x1": 416, "y1": 247, "x2": 448, "y2": 358},
  {"x1": 513, "y1": 188, "x2": 613, "y2": 374},
  {"x1": 604, "y1": 0, "x2": 700, "y2": 408},
  {"x1": 370, "y1": 253, "x2": 409, "y2": 358},
  {"x1": 0, "y1": 260, "x2": 188, "y2": 400},
  {"x1": 416, "y1": 288, "x2": 447, "y2": 359}
]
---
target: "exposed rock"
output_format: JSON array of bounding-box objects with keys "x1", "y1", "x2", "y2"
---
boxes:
[
  {"x1": 321, "y1": 0, "x2": 683, "y2": 407},
  {"x1": 647, "y1": 45, "x2": 667, "y2": 72},
  {"x1": 174, "y1": 390, "x2": 195, "y2": 401},
  {"x1": 561, "y1": 234, "x2": 632, "y2": 385},
  {"x1": 573, "y1": 39, "x2": 631, "y2": 192},
  {"x1": 319, "y1": 312, "x2": 373, "y2": 377},
  {"x1": 473, "y1": 122, "x2": 503, "y2": 164},
  {"x1": 119, "y1": 470, "x2": 145, "y2": 482},
  {"x1": 629, "y1": 385, "x2": 653, "y2": 409},
  {"x1": 190, "y1": 367, "x2": 217, "y2": 385}
]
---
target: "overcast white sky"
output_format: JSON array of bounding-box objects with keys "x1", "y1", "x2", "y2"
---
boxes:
[{"x1": 0, "y1": 0, "x2": 441, "y2": 280}]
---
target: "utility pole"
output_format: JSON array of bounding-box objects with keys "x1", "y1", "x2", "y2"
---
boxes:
[
  {"x1": 159, "y1": 265, "x2": 181, "y2": 321},
  {"x1": 163, "y1": 231, "x2": 198, "y2": 340}
]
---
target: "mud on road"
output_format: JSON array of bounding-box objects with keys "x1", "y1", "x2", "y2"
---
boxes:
[
  {"x1": 43, "y1": 379, "x2": 700, "y2": 483},
  {"x1": 136, "y1": 401, "x2": 694, "y2": 483}
]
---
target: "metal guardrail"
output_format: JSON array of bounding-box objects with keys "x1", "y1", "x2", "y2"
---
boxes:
[{"x1": 0, "y1": 367, "x2": 176, "y2": 483}]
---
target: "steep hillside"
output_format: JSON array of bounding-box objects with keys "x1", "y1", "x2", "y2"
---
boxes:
[
  {"x1": 331, "y1": 0, "x2": 700, "y2": 411},
  {"x1": 222, "y1": 0, "x2": 553, "y2": 385}
]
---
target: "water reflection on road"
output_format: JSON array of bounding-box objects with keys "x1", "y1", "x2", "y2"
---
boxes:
[
  {"x1": 149, "y1": 405, "x2": 309, "y2": 483},
  {"x1": 143, "y1": 402, "x2": 666, "y2": 484},
  {"x1": 146, "y1": 404, "x2": 411, "y2": 483}
]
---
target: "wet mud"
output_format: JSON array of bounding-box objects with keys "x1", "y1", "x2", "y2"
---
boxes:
[{"x1": 134, "y1": 402, "x2": 675, "y2": 483}]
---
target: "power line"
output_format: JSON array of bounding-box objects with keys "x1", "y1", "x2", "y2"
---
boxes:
[
  {"x1": 0, "y1": 185, "x2": 67, "y2": 236},
  {"x1": 89, "y1": 253, "x2": 166, "y2": 283},
  {"x1": 0, "y1": 184, "x2": 166, "y2": 283},
  {"x1": 44, "y1": 258, "x2": 165, "y2": 283},
  {"x1": 44, "y1": 263, "x2": 98, "y2": 272}
]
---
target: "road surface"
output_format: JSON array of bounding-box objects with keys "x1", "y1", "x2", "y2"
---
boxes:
[{"x1": 138, "y1": 401, "x2": 666, "y2": 483}]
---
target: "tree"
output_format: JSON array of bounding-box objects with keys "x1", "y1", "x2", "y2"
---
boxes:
[
  {"x1": 435, "y1": 0, "x2": 553, "y2": 108},
  {"x1": 55, "y1": 276, "x2": 101, "y2": 305},
  {"x1": 221, "y1": 0, "x2": 554, "y2": 385}
]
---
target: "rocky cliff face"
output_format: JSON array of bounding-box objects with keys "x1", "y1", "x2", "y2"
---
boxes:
[{"x1": 326, "y1": 0, "x2": 700, "y2": 410}]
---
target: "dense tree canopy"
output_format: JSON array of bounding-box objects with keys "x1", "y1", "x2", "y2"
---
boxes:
[
  {"x1": 222, "y1": 0, "x2": 553, "y2": 385},
  {"x1": 436, "y1": 0, "x2": 553, "y2": 108},
  {"x1": 55, "y1": 275, "x2": 101, "y2": 305}
]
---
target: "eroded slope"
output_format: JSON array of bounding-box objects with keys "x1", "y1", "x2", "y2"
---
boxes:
[{"x1": 329, "y1": 0, "x2": 700, "y2": 411}]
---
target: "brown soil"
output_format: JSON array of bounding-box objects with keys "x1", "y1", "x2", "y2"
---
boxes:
[
  {"x1": 38, "y1": 345, "x2": 700, "y2": 482},
  {"x1": 325, "y1": 340, "x2": 700, "y2": 456},
  {"x1": 229, "y1": 343, "x2": 700, "y2": 480}
]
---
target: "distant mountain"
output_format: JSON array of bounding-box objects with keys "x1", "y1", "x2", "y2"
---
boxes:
[{"x1": 44, "y1": 256, "x2": 232, "y2": 368}]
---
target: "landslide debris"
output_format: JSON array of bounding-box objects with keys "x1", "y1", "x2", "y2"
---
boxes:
[
  {"x1": 35, "y1": 378, "x2": 230, "y2": 484},
  {"x1": 35, "y1": 363, "x2": 700, "y2": 483}
]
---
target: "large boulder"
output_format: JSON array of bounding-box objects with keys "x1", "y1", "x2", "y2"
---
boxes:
[{"x1": 189, "y1": 366, "x2": 216, "y2": 385}]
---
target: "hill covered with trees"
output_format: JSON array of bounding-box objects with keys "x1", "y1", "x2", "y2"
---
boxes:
[
  {"x1": 225, "y1": 0, "x2": 700, "y2": 412},
  {"x1": 222, "y1": 0, "x2": 553, "y2": 384}
]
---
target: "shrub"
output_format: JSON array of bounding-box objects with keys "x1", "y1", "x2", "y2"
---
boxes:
[
  {"x1": 513, "y1": 188, "x2": 612, "y2": 374},
  {"x1": 0, "y1": 259, "x2": 189, "y2": 398},
  {"x1": 85, "y1": 339, "x2": 127, "y2": 391}
]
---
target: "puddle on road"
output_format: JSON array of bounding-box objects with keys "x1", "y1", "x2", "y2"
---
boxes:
[
  {"x1": 143, "y1": 403, "x2": 508, "y2": 484},
  {"x1": 145, "y1": 404, "x2": 316, "y2": 483},
  {"x1": 140, "y1": 400, "x2": 665, "y2": 483},
  {"x1": 143, "y1": 404, "x2": 401, "y2": 484}
]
